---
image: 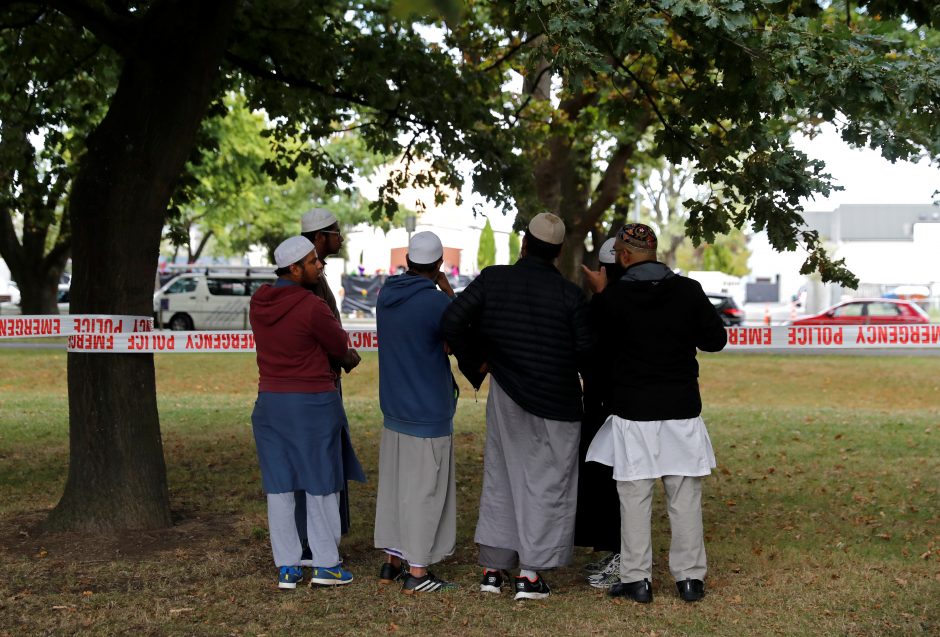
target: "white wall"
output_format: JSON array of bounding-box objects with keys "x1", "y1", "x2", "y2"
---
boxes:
[{"x1": 747, "y1": 220, "x2": 940, "y2": 313}]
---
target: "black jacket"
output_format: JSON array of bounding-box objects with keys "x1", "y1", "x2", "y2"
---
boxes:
[
  {"x1": 441, "y1": 256, "x2": 592, "y2": 421},
  {"x1": 594, "y1": 261, "x2": 727, "y2": 421}
]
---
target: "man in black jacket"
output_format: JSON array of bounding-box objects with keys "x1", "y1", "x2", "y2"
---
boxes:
[
  {"x1": 582, "y1": 223, "x2": 727, "y2": 605},
  {"x1": 441, "y1": 212, "x2": 592, "y2": 601}
]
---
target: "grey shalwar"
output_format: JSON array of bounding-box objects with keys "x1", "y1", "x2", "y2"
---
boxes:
[{"x1": 475, "y1": 378, "x2": 581, "y2": 571}]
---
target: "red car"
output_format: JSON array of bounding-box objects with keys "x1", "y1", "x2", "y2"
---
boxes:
[{"x1": 790, "y1": 298, "x2": 930, "y2": 326}]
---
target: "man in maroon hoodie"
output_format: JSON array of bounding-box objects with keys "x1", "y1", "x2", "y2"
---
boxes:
[{"x1": 250, "y1": 235, "x2": 365, "y2": 589}]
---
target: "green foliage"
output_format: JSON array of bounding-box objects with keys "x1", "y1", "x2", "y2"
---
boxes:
[
  {"x1": 166, "y1": 93, "x2": 390, "y2": 261},
  {"x1": 676, "y1": 228, "x2": 751, "y2": 276},
  {"x1": 0, "y1": 8, "x2": 119, "y2": 307},
  {"x1": 476, "y1": 218, "x2": 496, "y2": 270},
  {"x1": 508, "y1": 230, "x2": 521, "y2": 262}
]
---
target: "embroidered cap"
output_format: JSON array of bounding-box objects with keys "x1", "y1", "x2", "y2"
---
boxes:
[
  {"x1": 618, "y1": 223, "x2": 657, "y2": 251},
  {"x1": 274, "y1": 236, "x2": 315, "y2": 268}
]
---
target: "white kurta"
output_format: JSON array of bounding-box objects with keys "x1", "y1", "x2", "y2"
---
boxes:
[{"x1": 586, "y1": 415, "x2": 716, "y2": 481}]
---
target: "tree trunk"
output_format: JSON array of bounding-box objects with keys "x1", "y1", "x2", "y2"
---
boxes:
[
  {"x1": 15, "y1": 266, "x2": 65, "y2": 314},
  {"x1": 46, "y1": 0, "x2": 236, "y2": 532}
]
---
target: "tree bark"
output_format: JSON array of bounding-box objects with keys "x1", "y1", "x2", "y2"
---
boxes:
[{"x1": 46, "y1": 0, "x2": 237, "y2": 532}]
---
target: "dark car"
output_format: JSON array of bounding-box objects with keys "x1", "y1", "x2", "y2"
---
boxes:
[
  {"x1": 790, "y1": 298, "x2": 930, "y2": 326},
  {"x1": 708, "y1": 293, "x2": 744, "y2": 326}
]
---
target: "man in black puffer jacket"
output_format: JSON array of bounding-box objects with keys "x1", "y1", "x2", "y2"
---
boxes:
[{"x1": 442, "y1": 212, "x2": 592, "y2": 601}]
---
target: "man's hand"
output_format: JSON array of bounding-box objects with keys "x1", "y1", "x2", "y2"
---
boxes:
[
  {"x1": 340, "y1": 348, "x2": 361, "y2": 373},
  {"x1": 581, "y1": 264, "x2": 608, "y2": 294},
  {"x1": 435, "y1": 271, "x2": 456, "y2": 297}
]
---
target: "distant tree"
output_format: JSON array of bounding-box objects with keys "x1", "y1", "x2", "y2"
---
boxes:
[
  {"x1": 477, "y1": 218, "x2": 496, "y2": 271},
  {"x1": 508, "y1": 231, "x2": 520, "y2": 263},
  {"x1": 676, "y1": 228, "x2": 751, "y2": 277}
]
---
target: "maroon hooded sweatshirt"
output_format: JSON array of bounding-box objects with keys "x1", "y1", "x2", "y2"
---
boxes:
[{"x1": 250, "y1": 281, "x2": 348, "y2": 393}]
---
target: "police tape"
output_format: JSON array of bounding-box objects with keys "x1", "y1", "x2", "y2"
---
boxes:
[
  {"x1": 2, "y1": 315, "x2": 939, "y2": 352},
  {"x1": 0, "y1": 315, "x2": 154, "y2": 339}
]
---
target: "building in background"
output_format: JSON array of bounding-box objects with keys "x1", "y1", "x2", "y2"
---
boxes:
[{"x1": 748, "y1": 203, "x2": 940, "y2": 313}]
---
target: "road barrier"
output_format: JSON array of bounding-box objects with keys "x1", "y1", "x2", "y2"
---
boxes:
[{"x1": 2, "y1": 316, "x2": 939, "y2": 352}]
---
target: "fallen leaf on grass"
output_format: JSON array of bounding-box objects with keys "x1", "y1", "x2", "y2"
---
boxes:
[
  {"x1": 877, "y1": 533, "x2": 891, "y2": 541},
  {"x1": 34, "y1": 548, "x2": 48, "y2": 559},
  {"x1": 894, "y1": 578, "x2": 907, "y2": 586},
  {"x1": 387, "y1": 623, "x2": 399, "y2": 633},
  {"x1": 82, "y1": 591, "x2": 93, "y2": 597},
  {"x1": 732, "y1": 595, "x2": 743, "y2": 603}
]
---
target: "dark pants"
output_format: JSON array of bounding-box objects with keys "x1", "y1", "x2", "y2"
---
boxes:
[{"x1": 573, "y1": 405, "x2": 620, "y2": 553}]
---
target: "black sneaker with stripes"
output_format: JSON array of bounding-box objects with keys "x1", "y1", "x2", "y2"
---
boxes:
[
  {"x1": 480, "y1": 569, "x2": 505, "y2": 594},
  {"x1": 401, "y1": 572, "x2": 458, "y2": 594},
  {"x1": 513, "y1": 574, "x2": 551, "y2": 600}
]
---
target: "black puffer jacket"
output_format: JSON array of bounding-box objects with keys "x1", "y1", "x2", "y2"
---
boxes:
[
  {"x1": 594, "y1": 261, "x2": 727, "y2": 421},
  {"x1": 441, "y1": 256, "x2": 592, "y2": 422}
]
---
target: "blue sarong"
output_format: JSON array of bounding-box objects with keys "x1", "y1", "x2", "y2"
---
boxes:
[{"x1": 252, "y1": 391, "x2": 365, "y2": 495}]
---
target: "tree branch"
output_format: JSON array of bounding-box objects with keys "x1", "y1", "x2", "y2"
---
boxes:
[
  {"x1": 481, "y1": 32, "x2": 545, "y2": 72},
  {"x1": 613, "y1": 57, "x2": 700, "y2": 157},
  {"x1": 39, "y1": 0, "x2": 133, "y2": 55},
  {"x1": 226, "y1": 50, "x2": 380, "y2": 113},
  {"x1": 585, "y1": 140, "x2": 636, "y2": 221}
]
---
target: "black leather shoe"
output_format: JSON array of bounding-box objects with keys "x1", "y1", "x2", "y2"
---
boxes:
[
  {"x1": 608, "y1": 579, "x2": 652, "y2": 603},
  {"x1": 676, "y1": 578, "x2": 704, "y2": 602}
]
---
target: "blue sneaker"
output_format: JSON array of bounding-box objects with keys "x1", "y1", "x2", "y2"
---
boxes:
[
  {"x1": 278, "y1": 565, "x2": 303, "y2": 589},
  {"x1": 310, "y1": 564, "x2": 354, "y2": 586}
]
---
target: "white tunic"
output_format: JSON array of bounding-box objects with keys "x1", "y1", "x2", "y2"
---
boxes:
[{"x1": 586, "y1": 415, "x2": 716, "y2": 481}]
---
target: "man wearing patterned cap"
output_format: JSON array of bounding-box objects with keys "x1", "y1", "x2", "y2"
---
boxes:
[
  {"x1": 250, "y1": 236, "x2": 365, "y2": 589},
  {"x1": 442, "y1": 212, "x2": 592, "y2": 601},
  {"x1": 373, "y1": 231, "x2": 460, "y2": 594},
  {"x1": 582, "y1": 223, "x2": 727, "y2": 604},
  {"x1": 297, "y1": 208, "x2": 360, "y2": 561}
]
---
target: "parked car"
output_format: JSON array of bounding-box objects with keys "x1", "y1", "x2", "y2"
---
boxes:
[
  {"x1": 790, "y1": 298, "x2": 930, "y2": 326},
  {"x1": 0, "y1": 284, "x2": 70, "y2": 315},
  {"x1": 153, "y1": 272, "x2": 275, "y2": 330},
  {"x1": 707, "y1": 293, "x2": 745, "y2": 326}
]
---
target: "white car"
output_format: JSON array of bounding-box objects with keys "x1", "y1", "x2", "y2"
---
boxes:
[
  {"x1": 153, "y1": 272, "x2": 275, "y2": 330},
  {"x1": 0, "y1": 284, "x2": 69, "y2": 315}
]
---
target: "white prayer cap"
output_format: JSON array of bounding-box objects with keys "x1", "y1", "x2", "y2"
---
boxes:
[
  {"x1": 300, "y1": 208, "x2": 338, "y2": 233},
  {"x1": 274, "y1": 236, "x2": 315, "y2": 268},
  {"x1": 408, "y1": 231, "x2": 444, "y2": 265},
  {"x1": 598, "y1": 237, "x2": 617, "y2": 264},
  {"x1": 528, "y1": 212, "x2": 565, "y2": 245}
]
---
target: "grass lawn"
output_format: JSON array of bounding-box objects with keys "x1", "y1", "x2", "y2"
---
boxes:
[{"x1": 0, "y1": 350, "x2": 937, "y2": 636}]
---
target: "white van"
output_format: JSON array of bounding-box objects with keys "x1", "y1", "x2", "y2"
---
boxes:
[{"x1": 153, "y1": 272, "x2": 275, "y2": 330}]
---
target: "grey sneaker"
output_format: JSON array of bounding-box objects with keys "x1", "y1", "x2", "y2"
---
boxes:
[
  {"x1": 587, "y1": 569, "x2": 620, "y2": 589},
  {"x1": 583, "y1": 552, "x2": 619, "y2": 575}
]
